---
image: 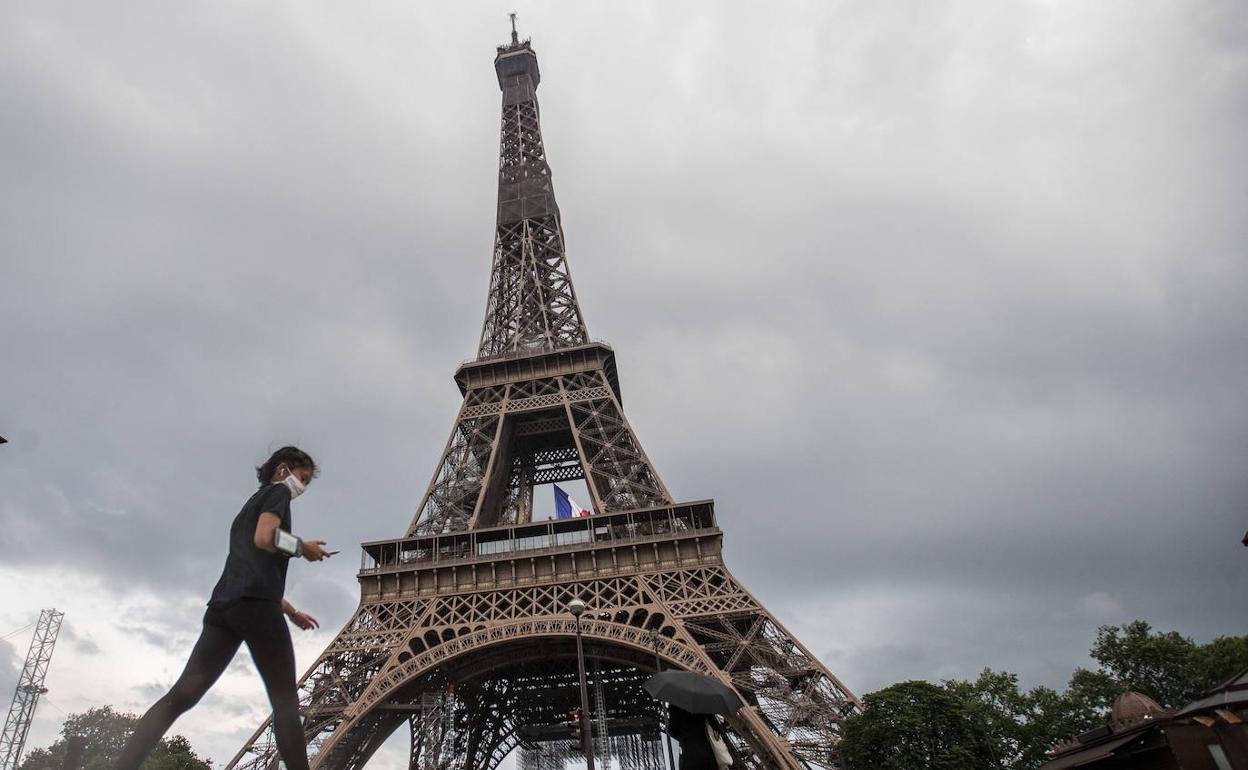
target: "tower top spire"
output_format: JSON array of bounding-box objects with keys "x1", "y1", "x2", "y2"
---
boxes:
[{"x1": 483, "y1": 19, "x2": 585, "y2": 358}]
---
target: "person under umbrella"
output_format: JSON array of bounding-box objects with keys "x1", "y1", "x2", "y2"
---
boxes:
[
  {"x1": 644, "y1": 671, "x2": 741, "y2": 770},
  {"x1": 667, "y1": 704, "x2": 719, "y2": 770}
]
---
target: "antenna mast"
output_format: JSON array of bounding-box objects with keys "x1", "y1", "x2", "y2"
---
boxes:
[{"x1": 0, "y1": 609, "x2": 65, "y2": 770}]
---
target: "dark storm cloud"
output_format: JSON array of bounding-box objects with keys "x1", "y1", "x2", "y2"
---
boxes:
[
  {"x1": 0, "y1": 0, "x2": 1245, "y2": 729},
  {"x1": 0, "y1": 1, "x2": 489, "y2": 604},
  {"x1": 555, "y1": 0, "x2": 1248, "y2": 691}
]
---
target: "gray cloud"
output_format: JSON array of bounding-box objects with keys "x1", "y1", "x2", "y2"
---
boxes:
[
  {"x1": 285, "y1": 576, "x2": 359, "y2": 633},
  {"x1": 1, "y1": 3, "x2": 1246, "y2": 766},
  {"x1": 60, "y1": 624, "x2": 102, "y2": 656},
  {"x1": 198, "y1": 690, "x2": 264, "y2": 719},
  {"x1": 117, "y1": 601, "x2": 204, "y2": 656},
  {"x1": 0, "y1": 640, "x2": 20, "y2": 704},
  {"x1": 132, "y1": 681, "x2": 170, "y2": 705}
]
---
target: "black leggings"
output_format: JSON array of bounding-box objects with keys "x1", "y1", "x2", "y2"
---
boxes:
[{"x1": 115, "y1": 600, "x2": 308, "y2": 770}]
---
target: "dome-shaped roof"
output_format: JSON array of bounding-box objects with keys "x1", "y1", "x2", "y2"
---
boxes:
[{"x1": 1110, "y1": 691, "x2": 1170, "y2": 730}]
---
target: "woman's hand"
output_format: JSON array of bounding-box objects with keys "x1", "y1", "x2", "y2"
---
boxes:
[
  {"x1": 302, "y1": 540, "x2": 331, "y2": 561},
  {"x1": 287, "y1": 609, "x2": 320, "y2": 630}
]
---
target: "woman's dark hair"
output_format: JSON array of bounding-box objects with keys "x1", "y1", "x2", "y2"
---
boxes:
[{"x1": 256, "y1": 446, "x2": 319, "y2": 486}]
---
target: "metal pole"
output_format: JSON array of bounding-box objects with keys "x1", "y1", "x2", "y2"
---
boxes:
[
  {"x1": 650, "y1": 630, "x2": 677, "y2": 770},
  {"x1": 573, "y1": 615, "x2": 596, "y2": 770}
]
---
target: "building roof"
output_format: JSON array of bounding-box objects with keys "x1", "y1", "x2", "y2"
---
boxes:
[
  {"x1": 1110, "y1": 690, "x2": 1169, "y2": 730},
  {"x1": 1040, "y1": 691, "x2": 1172, "y2": 770},
  {"x1": 1176, "y1": 667, "x2": 1248, "y2": 717},
  {"x1": 1043, "y1": 678, "x2": 1248, "y2": 769},
  {"x1": 1040, "y1": 731, "x2": 1148, "y2": 770}
]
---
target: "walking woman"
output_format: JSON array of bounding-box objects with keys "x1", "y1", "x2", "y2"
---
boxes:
[{"x1": 115, "y1": 446, "x2": 332, "y2": 770}]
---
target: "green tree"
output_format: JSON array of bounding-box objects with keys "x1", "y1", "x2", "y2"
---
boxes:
[
  {"x1": 1071, "y1": 621, "x2": 1248, "y2": 709},
  {"x1": 840, "y1": 680, "x2": 1001, "y2": 770},
  {"x1": 1189, "y1": 634, "x2": 1248, "y2": 695},
  {"x1": 1013, "y1": 684, "x2": 1099, "y2": 769},
  {"x1": 944, "y1": 669, "x2": 1026, "y2": 765},
  {"x1": 840, "y1": 622, "x2": 1248, "y2": 770},
  {"x1": 1063, "y1": 666, "x2": 1121, "y2": 716},
  {"x1": 18, "y1": 706, "x2": 210, "y2": 770},
  {"x1": 1080, "y1": 620, "x2": 1197, "y2": 707},
  {"x1": 945, "y1": 669, "x2": 1102, "y2": 770}
]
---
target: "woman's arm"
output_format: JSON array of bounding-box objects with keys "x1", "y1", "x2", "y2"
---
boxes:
[
  {"x1": 253, "y1": 512, "x2": 329, "y2": 560},
  {"x1": 254, "y1": 512, "x2": 283, "y2": 552},
  {"x1": 281, "y1": 598, "x2": 320, "y2": 630}
]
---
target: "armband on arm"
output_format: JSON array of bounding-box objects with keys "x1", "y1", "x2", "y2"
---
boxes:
[{"x1": 274, "y1": 529, "x2": 304, "y2": 557}]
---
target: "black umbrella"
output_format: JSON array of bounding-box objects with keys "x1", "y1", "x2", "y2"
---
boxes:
[{"x1": 644, "y1": 671, "x2": 744, "y2": 715}]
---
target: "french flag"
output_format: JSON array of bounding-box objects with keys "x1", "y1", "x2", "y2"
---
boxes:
[{"x1": 554, "y1": 485, "x2": 590, "y2": 518}]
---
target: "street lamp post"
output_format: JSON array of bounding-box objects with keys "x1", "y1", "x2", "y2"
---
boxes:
[
  {"x1": 650, "y1": 629, "x2": 678, "y2": 770},
  {"x1": 568, "y1": 598, "x2": 596, "y2": 770}
]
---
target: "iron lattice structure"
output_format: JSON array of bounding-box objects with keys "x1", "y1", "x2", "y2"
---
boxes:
[
  {"x1": 0, "y1": 609, "x2": 64, "y2": 770},
  {"x1": 224, "y1": 28, "x2": 860, "y2": 770},
  {"x1": 477, "y1": 28, "x2": 588, "y2": 360}
]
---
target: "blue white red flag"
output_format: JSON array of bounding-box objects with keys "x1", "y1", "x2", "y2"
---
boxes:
[{"x1": 554, "y1": 485, "x2": 590, "y2": 518}]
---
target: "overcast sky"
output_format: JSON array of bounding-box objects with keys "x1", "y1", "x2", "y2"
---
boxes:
[{"x1": 2, "y1": 1, "x2": 1245, "y2": 768}]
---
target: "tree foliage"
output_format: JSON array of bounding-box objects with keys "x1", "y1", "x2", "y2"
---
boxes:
[
  {"x1": 18, "y1": 706, "x2": 210, "y2": 770},
  {"x1": 840, "y1": 680, "x2": 999, "y2": 770},
  {"x1": 946, "y1": 669, "x2": 1100, "y2": 770},
  {"x1": 1070, "y1": 620, "x2": 1248, "y2": 709},
  {"x1": 839, "y1": 621, "x2": 1248, "y2": 770}
]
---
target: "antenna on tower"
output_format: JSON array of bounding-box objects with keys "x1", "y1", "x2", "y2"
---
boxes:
[
  {"x1": 0, "y1": 609, "x2": 65, "y2": 770},
  {"x1": 509, "y1": 12, "x2": 519, "y2": 45}
]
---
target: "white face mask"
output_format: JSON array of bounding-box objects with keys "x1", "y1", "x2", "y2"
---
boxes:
[{"x1": 280, "y1": 467, "x2": 307, "y2": 499}]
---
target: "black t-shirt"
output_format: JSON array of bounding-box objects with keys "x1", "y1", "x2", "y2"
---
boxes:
[{"x1": 208, "y1": 483, "x2": 294, "y2": 606}]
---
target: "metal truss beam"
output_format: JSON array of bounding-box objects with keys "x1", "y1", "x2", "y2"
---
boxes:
[{"x1": 0, "y1": 609, "x2": 64, "y2": 770}]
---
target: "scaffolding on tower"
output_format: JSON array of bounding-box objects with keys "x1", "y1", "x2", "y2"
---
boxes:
[{"x1": 0, "y1": 609, "x2": 65, "y2": 770}]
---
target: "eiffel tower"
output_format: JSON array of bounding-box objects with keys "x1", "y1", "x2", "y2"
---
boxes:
[{"x1": 224, "y1": 23, "x2": 860, "y2": 770}]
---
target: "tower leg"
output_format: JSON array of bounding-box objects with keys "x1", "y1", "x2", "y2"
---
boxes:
[{"x1": 408, "y1": 402, "x2": 504, "y2": 535}]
